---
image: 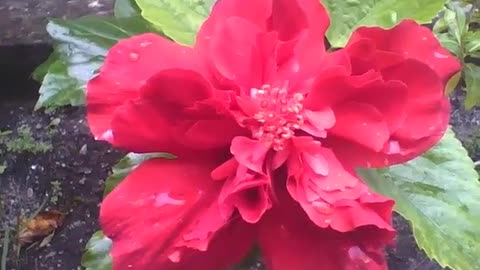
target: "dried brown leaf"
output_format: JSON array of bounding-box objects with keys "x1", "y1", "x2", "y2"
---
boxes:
[{"x1": 18, "y1": 210, "x2": 65, "y2": 246}]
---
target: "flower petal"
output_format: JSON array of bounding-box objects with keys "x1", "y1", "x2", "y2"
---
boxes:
[
  {"x1": 101, "y1": 156, "x2": 254, "y2": 270},
  {"x1": 87, "y1": 33, "x2": 204, "y2": 142},
  {"x1": 259, "y1": 176, "x2": 394, "y2": 270},
  {"x1": 269, "y1": 0, "x2": 329, "y2": 42},
  {"x1": 330, "y1": 59, "x2": 450, "y2": 168},
  {"x1": 196, "y1": 0, "x2": 272, "y2": 44},
  {"x1": 109, "y1": 70, "x2": 244, "y2": 153},
  {"x1": 348, "y1": 20, "x2": 461, "y2": 84},
  {"x1": 230, "y1": 136, "x2": 269, "y2": 173},
  {"x1": 219, "y1": 165, "x2": 272, "y2": 223},
  {"x1": 287, "y1": 147, "x2": 394, "y2": 231},
  {"x1": 383, "y1": 59, "x2": 449, "y2": 140},
  {"x1": 329, "y1": 101, "x2": 390, "y2": 152}
]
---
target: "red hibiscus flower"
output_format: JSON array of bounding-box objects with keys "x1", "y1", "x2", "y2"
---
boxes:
[{"x1": 86, "y1": 0, "x2": 461, "y2": 269}]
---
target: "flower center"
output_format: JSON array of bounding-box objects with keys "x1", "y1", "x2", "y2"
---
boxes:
[{"x1": 247, "y1": 84, "x2": 304, "y2": 151}]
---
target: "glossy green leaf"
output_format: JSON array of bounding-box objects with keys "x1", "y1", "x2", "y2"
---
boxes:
[
  {"x1": 35, "y1": 16, "x2": 158, "y2": 110},
  {"x1": 443, "y1": 4, "x2": 468, "y2": 44},
  {"x1": 464, "y1": 31, "x2": 480, "y2": 54},
  {"x1": 323, "y1": 0, "x2": 448, "y2": 48},
  {"x1": 81, "y1": 231, "x2": 113, "y2": 270},
  {"x1": 358, "y1": 129, "x2": 480, "y2": 270},
  {"x1": 114, "y1": 0, "x2": 141, "y2": 18},
  {"x1": 464, "y1": 63, "x2": 480, "y2": 109},
  {"x1": 35, "y1": 55, "x2": 96, "y2": 109},
  {"x1": 32, "y1": 50, "x2": 60, "y2": 82},
  {"x1": 103, "y1": 152, "x2": 175, "y2": 197},
  {"x1": 435, "y1": 32, "x2": 462, "y2": 57},
  {"x1": 135, "y1": 0, "x2": 216, "y2": 45}
]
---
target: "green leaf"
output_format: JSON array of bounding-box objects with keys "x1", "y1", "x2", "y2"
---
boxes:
[
  {"x1": 35, "y1": 56, "x2": 95, "y2": 109},
  {"x1": 464, "y1": 31, "x2": 480, "y2": 54},
  {"x1": 464, "y1": 63, "x2": 480, "y2": 109},
  {"x1": 81, "y1": 231, "x2": 113, "y2": 270},
  {"x1": 114, "y1": 0, "x2": 141, "y2": 18},
  {"x1": 443, "y1": 5, "x2": 467, "y2": 44},
  {"x1": 435, "y1": 32, "x2": 461, "y2": 57},
  {"x1": 134, "y1": 0, "x2": 216, "y2": 45},
  {"x1": 323, "y1": 0, "x2": 448, "y2": 48},
  {"x1": 32, "y1": 50, "x2": 60, "y2": 82},
  {"x1": 104, "y1": 152, "x2": 175, "y2": 197},
  {"x1": 358, "y1": 129, "x2": 480, "y2": 270},
  {"x1": 0, "y1": 162, "x2": 6, "y2": 174},
  {"x1": 35, "y1": 16, "x2": 158, "y2": 110}
]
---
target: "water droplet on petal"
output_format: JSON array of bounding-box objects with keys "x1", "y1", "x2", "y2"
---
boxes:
[
  {"x1": 324, "y1": 219, "x2": 331, "y2": 224},
  {"x1": 100, "y1": 129, "x2": 113, "y2": 141},
  {"x1": 140, "y1": 41, "x2": 153, "y2": 48},
  {"x1": 129, "y1": 52, "x2": 140, "y2": 61},
  {"x1": 312, "y1": 201, "x2": 333, "y2": 214},
  {"x1": 348, "y1": 246, "x2": 371, "y2": 263},
  {"x1": 434, "y1": 51, "x2": 449, "y2": 59},
  {"x1": 168, "y1": 250, "x2": 182, "y2": 263},
  {"x1": 386, "y1": 140, "x2": 400, "y2": 154},
  {"x1": 154, "y1": 193, "x2": 186, "y2": 207}
]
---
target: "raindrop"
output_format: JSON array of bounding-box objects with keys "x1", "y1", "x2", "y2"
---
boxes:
[
  {"x1": 312, "y1": 201, "x2": 333, "y2": 214},
  {"x1": 129, "y1": 52, "x2": 140, "y2": 61},
  {"x1": 348, "y1": 246, "x2": 371, "y2": 263},
  {"x1": 168, "y1": 250, "x2": 182, "y2": 263},
  {"x1": 140, "y1": 41, "x2": 153, "y2": 48},
  {"x1": 154, "y1": 193, "x2": 186, "y2": 208},
  {"x1": 434, "y1": 51, "x2": 449, "y2": 59}
]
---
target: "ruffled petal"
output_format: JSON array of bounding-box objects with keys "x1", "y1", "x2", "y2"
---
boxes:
[
  {"x1": 269, "y1": 0, "x2": 329, "y2": 42},
  {"x1": 328, "y1": 60, "x2": 449, "y2": 168},
  {"x1": 230, "y1": 136, "x2": 269, "y2": 173},
  {"x1": 259, "y1": 174, "x2": 394, "y2": 270},
  {"x1": 196, "y1": 0, "x2": 272, "y2": 45},
  {"x1": 287, "y1": 147, "x2": 394, "y2": 232},
  {"x1": 109, "y1": 70, "x2": 245, "y2": 153},
  {"x1": 348, "y1": 20, "x2": 461, "y2": 84},
  {"x1": 210, "y1": 17, "x2": 263, "y2": 88},
  {"x1": 307, "y1": 69, "x2": 407, "y2": 152},
  {"x1": 101, "y1": 156, "x2": 255, "y2": 270},
  {"x1": 219, "y1": 165, "x2": 272, "y2": 223},
  {"x1": 87, "y1": 33, "x2": 204, "y2": 142}
]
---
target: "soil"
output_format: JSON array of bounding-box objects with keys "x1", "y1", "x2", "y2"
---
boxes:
[
  {"x1": 1, "y1": 48, "x2": 479, "y2": 270},
  {"x1": 0, "y1": 0, "x2": 114, "y2": 45}
]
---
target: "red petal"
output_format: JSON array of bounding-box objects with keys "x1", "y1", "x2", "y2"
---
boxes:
[
  {"x1": 210, "y1": 17, "x2": 264, "y2": 89},
  {"x1": 230, "y1": 136, "x2": 269, "y2": 173},
  {"x1": 109, "y1": 69, "x2": 243, "y2": 153},
  {"x1": 269, "y1": 0, "x2": 329, "y2": 42},
  {"x1": 348, "y1": 20, "x2": 461, "y2": 84},
  {"x1": 301, "y1": 108, "x2": 336, "y2": 138},
  {"x1": 258, "y1": 176, "x2": 394, "y2": 270},
  {"x1": 87, "y1": 33, "x2": 203, "y2": 141},
  {"x1": 141, "y1": 69, "x2": 213, "y2": 107},
  {"x1": 101, "y1": 156, "x2": 254, "y2": 270},
  {"x1": 196, "y1": 0, "x2": 272, "y2": 45},
  {"x1": 329, "y1": 101, "x2": 390, "y2": 152},
  {"x1": 219, "y1": 165, "x2": 272, "y2": 223},
  {"x1": 305, "y1": 66, "x2": 382, "y2": 110},
  {"x1": 287, "y1": 148, "x2": 394, "y2": 231},
  {"x1": 383, "y1": 60, "x2": 449, "y2": 140},
  {"x1": 331, "y1": 60, "x2": 450, "y2": 168}
]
